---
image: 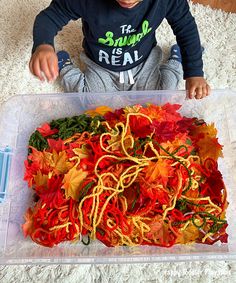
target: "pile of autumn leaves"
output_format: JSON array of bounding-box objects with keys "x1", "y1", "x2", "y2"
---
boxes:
[{"x1": 22, "y1": 104, "x2": 228, "y2": 247}]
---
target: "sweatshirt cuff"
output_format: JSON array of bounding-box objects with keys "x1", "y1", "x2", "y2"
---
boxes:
[
  {"x1": 32, "y1": 41, "x2": 55, "y2": 54},
  {"x1": 183, "y1": 70, "x2": 204, "y2": 80}
]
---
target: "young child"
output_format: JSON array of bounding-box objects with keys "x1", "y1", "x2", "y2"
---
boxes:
[{"x1": 29, "y1": 0, "x2": 211, "y2": 99}]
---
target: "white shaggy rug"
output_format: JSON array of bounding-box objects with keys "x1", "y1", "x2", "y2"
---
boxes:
[{"x1": 0, "y1": 1, "x2": 236, "y2": 282}]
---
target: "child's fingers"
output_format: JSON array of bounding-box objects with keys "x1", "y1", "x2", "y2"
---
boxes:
[
  {"x1": 195, "y1": 87, "x2": 203, "y2": 99},
  {"x1": 187, "y1": 86, "x2": 196, "y2": 99},
  {"x1": 186, "y1": 78, "x2": 210, "y2": 100},
  {"x1": 201, "y1": 85, "x2": 209, "y2": 98},
  {"x1": 40, "y1": 58, "x2": 53, "y2": 82},
  {"x1": 206, "y1": 84, "x2": 211, "y2": 96},
  {"x1": 32, "y1": 59, "x2": 45, "y2": 81},
  {"x1": 48, "y1": 56, "x2": 59, "y2": 80}
]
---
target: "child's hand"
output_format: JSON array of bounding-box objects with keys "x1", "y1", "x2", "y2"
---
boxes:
[
  {"x1": 29, "y1": 44, "x2": 59, "y2": 82},
  {"x1": 185, "y1": 77, "x2": 211, "y2": 99}
]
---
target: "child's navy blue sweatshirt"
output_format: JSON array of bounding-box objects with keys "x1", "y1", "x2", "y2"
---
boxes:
[{"x1": 33, "y1": 0, "x2": 204, "y2": 79}]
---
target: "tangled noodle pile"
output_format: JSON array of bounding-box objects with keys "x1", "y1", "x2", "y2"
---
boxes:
[{"x1": 23, "y1": 103, "x2": 228, "y2": 247}]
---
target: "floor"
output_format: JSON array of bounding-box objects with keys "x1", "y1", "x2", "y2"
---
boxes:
[{"x1": 191, "y1": 0, "x2": 236, "y2": 12}]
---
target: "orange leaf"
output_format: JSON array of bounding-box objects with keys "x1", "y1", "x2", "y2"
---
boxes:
[
  {"x1": 192, "y1": 123, "x2": 217, "y2": 139},
  {"x1": 197, "y1": 136, "x2": 223, "y2": 162},
  {"x1": 28, "y1": 147, "x2": 50, "y2": 173},
  {"x1": 62, "y1": 167, "x2": 88, "y2": 200},
  {"x1": 190, "y1": 123, "x2": 223, "y2": 161},
  {"x1": 85, "y1": 106, "x2": 113, "y2": 117},
  {"x1": 145, "y1": 159, "x2": 174, "y2": 186},
  {"x1": 22, "y1": 208, "x2": 34, "y2": 237},
  {"x1": 160, "y1": 134, "x2": 194, "y2": 156}
]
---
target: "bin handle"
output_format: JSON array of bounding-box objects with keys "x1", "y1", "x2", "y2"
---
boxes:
[{"x1": 0, "y1": 146, "x2": 13, "y2": 203}]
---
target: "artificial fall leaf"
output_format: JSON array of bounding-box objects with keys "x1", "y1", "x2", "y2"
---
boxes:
[
  {"x1": 107, "y1": 129, "x2": 133, "y2": 151},
  {"x1": 201, "y1": 170, "x2": 225, "y2": 203},
  {"x1": 145, "y1": 159, "x2": 174, "y2": 187},
  {"x1": 28, "y1": 147, "x2": 51, "y2": 173},
  {"x1": 161, "y1": 103, "x2": 182, "y2": 123},
  {"x1": 176, "y1": 117, "x2": 196, "y2": 133},
  {"x1": 47, "y1": 138, "x2": 67, "y2": 153},
  {"x1": 44, "y1": 150, "x2": 71, "y2": 175},
  {"x1": 155, "y1": 189, "x2": 169, "y2": 205},
  {"x1": 34, "y1": 171, "x2": 48, "y2": 187},
  {"x1": 141, "y1": 103, "x2": 181, "y2": 123},
  {"x1": 152, "y1": 120, "x2": 178, "y2": 143},
  {"x1": 160, "y1": 133, "x2": 194, "y2": 156},
  {"x1": 22, "y1": 208, "x2": 34, "y2": 237},
  {"x1": 24, "y1": 159, "x2": 41, "y2": 187},
  {"x1": 146, "y1": 216, "x2": 163, "y2": 235},
  {"x1": 145, "y1": 216, "x2": 174, "y2": 246},
  {"x1": 196, "y1": 136, "x2": 223, "y2": 162},
  {"x1": 36, "y1": 123, "x2": 58, "y2": 137},
  {"x1": 62, "y1": 167, "x2": 88, "y2": 200},
  {"x1": 69, "y1": 147, "x2": 90, "y2": 168},
  {"x1": 36, "y1": 175, "x2": 64, "y2": 206},
  {"x1": 190, "y1": 123, "x2": 223, "y2": 162},
  {"x1": 104, "y1": 108, "x2": 125, "y2": 127},
  {"x1": 140, "y1": 104, "x2": 163, "y2": 120},
  {"x1": 73, "y1": 147, "x2": 89, "y2": 160},
  {"x1": 191, "y1": 123, "x2": 217, "y2": 139},
  {"x1": 176, "y1": 222, "x2": 200, "y2": 244},
  {"x1": 85, "y1": 106, "x2": 113, "y2": 117},
  {"x1": 184, "y1": 188, "x2": 199, "y2": 198},
  {"x1": 129, "y1": 115, "x2": 152, "y2": 138}
]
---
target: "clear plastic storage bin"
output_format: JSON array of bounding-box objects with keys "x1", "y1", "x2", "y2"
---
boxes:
[{"x1": 0, "y1": 90, "x2": 236, "y2": 264}]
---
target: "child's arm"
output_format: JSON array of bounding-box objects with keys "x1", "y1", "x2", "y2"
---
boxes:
[
  {"x1": 166, "y1": 0, "x2": 210, "y2": 99},
  {"x1": 29, "y1": 0, "x2": 81, "y2": 82}
]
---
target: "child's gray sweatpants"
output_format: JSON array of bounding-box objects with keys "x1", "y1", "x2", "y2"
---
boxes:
[{"x1": 60, "y1": 45, "x2": 183, "y2": 93}]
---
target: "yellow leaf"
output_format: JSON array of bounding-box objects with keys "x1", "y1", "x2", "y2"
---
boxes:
[
  {"x1": 73, "y1": 147, "x2": 89, "y2": 160},
  {"x1": 62, "y1": 167, "x2": 88, "y2": 200},
  {"x1": 107, "y1": 130, "x2": 133, "y2": 152},
  {"x1": 34, "y1": 171, "x2": 48, "y2": 187},
  {"x1": 176, "y1": 223, "x2": 200, "y2": 244},
  {"x1": 44, "y1": 150, "x2": 71, "y2": 175}
]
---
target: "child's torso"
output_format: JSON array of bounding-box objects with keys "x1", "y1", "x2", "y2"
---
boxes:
[{"x1": 79, "y1": 0, "x2": 167, "y2": 71}]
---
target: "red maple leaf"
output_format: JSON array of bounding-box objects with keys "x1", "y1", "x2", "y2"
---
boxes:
[
  {"x1": 37, "y1": 123, "x2": 58, "y2": 137},
  {"x1": 176, "y1": 117, "x2": 196, "y2": 133},
  {"x1": 200, "y1": 170, "x2": 225, "y2": 204},
  {"x1": 129, "y1": 115, "x2": 152, "y2": 138},
  {"x1": 104, "y1": 108, "x2": 125, "y2": 126},
  {"x1": 151, "y1": 120, "x2": 178, "y2": 142},
  {"x1": 161, "y1": 103, "x2": 182, "y2": 122},
  {"x1": 36, "y1": 175, "x2": 65, "y2": 207},
  {"x1": 47, "y1": 138, "x2": 67, "y2": 153}
]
